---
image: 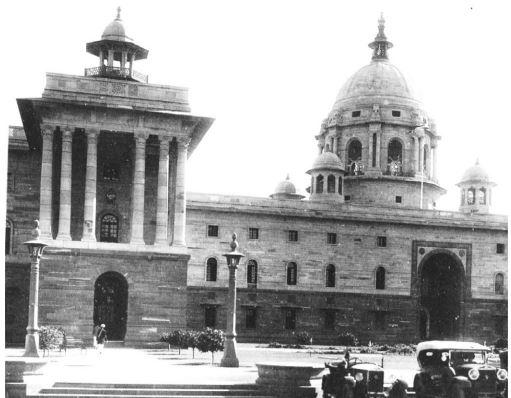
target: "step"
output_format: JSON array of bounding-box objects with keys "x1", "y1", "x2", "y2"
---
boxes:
[
  {"x1": 53, "y1": 384, "x2": 259, "y2": 390},
  {"x1": 38, "y1": 388, "x2": 266, "y2": 396},
  {"x1": 30, "y1": 395, "x2": 275, "y2": 398}
]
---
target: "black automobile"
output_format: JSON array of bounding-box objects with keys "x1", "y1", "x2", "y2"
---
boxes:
[
  {"x1": 413, "y1": 341, "x2": 508, "y2": 398},
  {"x1": 322, "y1": 357, "x2": 385, "y2": 398}
]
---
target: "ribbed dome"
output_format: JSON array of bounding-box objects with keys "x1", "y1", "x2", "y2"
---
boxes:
[
  {"x1": 310, "y1": 152, "x2": 343, "y2": 171},
  {"x1": 101, "y1": 8, "x2": 133, "y2": 42},
  {"x1": 333, "y1": 61, "x2": 414, "y2": 107},
  {"x1": 459, "y1": 161, "x2": 491, "y2": 184},
  {"x1": 274, "y1": 176, "x2": 296, "y2": 195}
]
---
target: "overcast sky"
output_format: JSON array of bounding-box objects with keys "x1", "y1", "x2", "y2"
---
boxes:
[{"x1": 1, "y1": 0, "x2": 510, "y2": 215}]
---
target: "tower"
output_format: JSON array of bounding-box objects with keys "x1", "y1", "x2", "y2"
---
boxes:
[
  {"x1": 457, "y1": 160, "x2": 495, "y2": 214},
  {"x1": 314, "y1": 15, "x2": 445, "y2": 208}
]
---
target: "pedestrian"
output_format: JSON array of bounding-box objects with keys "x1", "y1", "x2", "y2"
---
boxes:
[
  {"x1": 92, "y1": 324, "x2": 99, "y2": 348},
  {"x1": 96, "y1": 323, "x2": 107, "y2": 355}
]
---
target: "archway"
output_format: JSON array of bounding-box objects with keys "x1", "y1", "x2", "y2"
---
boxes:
[
  {"x1": 93, "y1": 272, "x2": 128, "y2": 341},
  {"x1": 419, "y1": 252, "x2": 464, "y2": 340}
]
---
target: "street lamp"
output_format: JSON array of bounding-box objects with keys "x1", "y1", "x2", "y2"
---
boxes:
[
  {"x1": 22, "y1": 220, "x2": 48, "y2": 357},
  {"x1": 220, "y1": 233, "x2": 244, "y2": 367}
]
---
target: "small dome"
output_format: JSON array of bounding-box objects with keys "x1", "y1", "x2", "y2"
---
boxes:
[
  {"x1": 310, "y1": 151, "x2": 343, "y2": 171},
  {"x1": 275, "y1": 175, "x2": 297, "y2": 195},
  {"x1": 101, "y1": 7, "x2": 133, "y2": 42},
  {"x1": 459, "y1": 160, "x2": 491, "y2": 184}
]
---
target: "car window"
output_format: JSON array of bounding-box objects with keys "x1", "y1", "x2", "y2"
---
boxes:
[
  {"x1": 450, "y1": 351, "x2": 485, "y2": 365},
  {"x1": 418, "y1": 350, "x2": 449, "y2": 366}
]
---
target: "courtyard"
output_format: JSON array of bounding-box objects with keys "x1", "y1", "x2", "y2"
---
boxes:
[{"x1": 8, "y1": 343, "x2": 418, "y2": 396}]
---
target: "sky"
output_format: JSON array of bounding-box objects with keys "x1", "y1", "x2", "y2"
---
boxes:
[{"x1": 1, "y1": 0, "x2": 510, "y2": 214}]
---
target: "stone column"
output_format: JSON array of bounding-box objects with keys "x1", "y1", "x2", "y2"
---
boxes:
[
  {"x1": 107, "y1": 50, "x2": 114, "y2": 67},
  {"x1": 413, "y1": 136, "x2": 419, "y2": 173},
  {"x1": 130, "y1": 131, "x2": 147, "y2": 245},
  {"x1": 56, "y1": 128, "x2": 73, "y2": 241},
  {"x1": 155, "y1": 136, "x2": 171, "y2": 245},
  {"x1": 419, "y1": 137, "x2": 425, "y2": 174},
  {"x1": 99, "y1": 50, "x2": 104, "y2": 66},
  {"x1": 375, "y1": 131, "x2": 381, "y2": 170},
  {"x1": 82, "y1": 129, "x2": 99, "y2": 242},
  {"x1": 172, "y1": 138, "x2": 189, "y2": 246},
  {"x1": 24, "y1": 244, "x2": 41, "y2": 357},
  {"x1": 432, "y1": 145, "x2": 438, "y2": 181},
  {"x1": 129, "y1": 53, "x2": 135, "y2": 77},
  {"x1": 39, "y1": 126, "x2": 54, "y2": 239},
  {"x1": 332, "y1": 135, "x2": 338, "y2": 155}
]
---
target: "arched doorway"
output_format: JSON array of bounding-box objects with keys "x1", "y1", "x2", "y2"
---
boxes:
[
  {"x1": 93, "y1": 272, "x2": 128, "y2": 341},
  {"x1": 419, "y1": 252, "x2": 464, "y2": 340}
]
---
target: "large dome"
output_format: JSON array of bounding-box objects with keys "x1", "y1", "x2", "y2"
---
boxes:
[
  {"x1": 335, "y1": 61, "x2": 413, "y2": 104},
  {"x1": 459, "y1": 161, "x2": 492, "y2": 184},
  {"x1": 310, "y1": 151, "x2": 343, "y2": 171},
  {"x1": 101, "y1": 8, "x2": 133, "y2": 42}
]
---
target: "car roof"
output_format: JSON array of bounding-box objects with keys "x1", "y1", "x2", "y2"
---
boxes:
[{"x1": 417, "y1": 341, "x2": 489, "y2": 352}]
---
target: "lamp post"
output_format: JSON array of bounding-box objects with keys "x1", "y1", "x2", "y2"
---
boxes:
[
  {"x1": 220, "y1": 233, "x2": 244, "y2": 367},
  {"x1": 22, "y1": 220, "x2": 48, "y2": 357}
]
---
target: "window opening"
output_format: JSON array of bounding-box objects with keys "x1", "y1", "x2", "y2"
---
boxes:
[
  {"x1": 478, "y1": 188, "x2": 486, "y2": 205},
  {"x1": 249, "y1": 228, "x2": 259, "y2": 240},
  {"x1": 246, "y1": 307, "x2": 257, "y2": 329},
  {"x1": 338, "y1": 177, "x2": 342, "y2": 194},
  {"x1": 467, "y1": 189, "x2": 475, "y2": 205},
  {"x1": 316, "y1": 175, "x2": 324, "y2": 193},
  {"x1": 388, "y1": 139, "x2": 403, "y2": 176},
  {"x1": 377, "y1": 236, "x2": 387, "y2": 247},
  {"x1": 327, "y1": 233, "x2": 337, "y2": 245},
  {"x1": 376, "y1": 266, "x2": 386, "y2": 289},
  {"x1": 288, "y1": 230, "x2": 298, "y2": 242},
  {"x1": 205, "y1": 306, "x2": 216, "y2": 328},
  {"x1": 327, "y1": 175, "x2": 335, "y2": 193},
  {"x1": 100, "y1": 214, "x2": 119, "y2": 243},
  {"x1": 247, "y1": 260, "x2": 258, "y2": 286},
  {"x1": 497, "y1": 244, "x2": 505, "y2": 254},
  {"x1": 372, "y1": 133, "x2": 377, "y2": 167},
  {"x1": 392, "y1": 110, "x2": 401, "y2": 117},
  {"x1": 207, "y1": 225, "x2": 219, "y2": 237},
  {"x1": 206, "y1": 258, "x2": 218, "y2": 282},
  {"x1": 326, "y1": 264, "x2": 336, "y2": 287},
  {"x1": 495, "y1": 273, "x2": 504, "y2": 295},
  {"x1": 287, "y1": 262, "x2": 297, "y2": 285},
  {"x1": 352, "y1": 111, "x2": 361, "y2": 117},
  {"x1": 284, "y1": 308, "x2": 296, "y2": 330},
  {"x1": 395, "y1": 196, "x2": 402, "y2": 203}
]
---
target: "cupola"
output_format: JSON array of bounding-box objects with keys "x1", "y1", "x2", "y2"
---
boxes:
[
  {"x1": 307, "y1": 151, "x2": 345, "y2": 202},
  {"x1": 85, "y1": 7, "x2": 149, "y2": 83},
  {"x1": 456, "y1": 160, "x2": 496, "y2": 214},
  {"x1": 270, "y1": 175, "x2": 305, "y2": 200}
]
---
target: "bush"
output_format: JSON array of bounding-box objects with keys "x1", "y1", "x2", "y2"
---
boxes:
[
  {"x1": 197, "y1": 328, "x2": 224, "y2": 363},
  {"x1": 186, "y1": 330, "x2": 200, "y2": 358},
  {"x1": 494, "y1": 338, "x2": 508, "y2": 349},
  {"x1": 295, "y1": 331, "x2": 312, "y2": 345},
  {"x1": 338, "y1": 331, "x2": 359, "y2": 346},
  {"x1": 39, "y1": 326, "x2": 65, "y2": 355}
]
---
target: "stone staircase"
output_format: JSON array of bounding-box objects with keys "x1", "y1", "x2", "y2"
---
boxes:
[{"x1": 28, "y1": 382, "x2": 277, "y2": 398}]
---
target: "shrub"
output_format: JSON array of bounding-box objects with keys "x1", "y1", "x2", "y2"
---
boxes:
[
  {"x1": 186, "y1": 330, "x2": 200, "y2": 358},
  {"x1": 39, "y1": 326, "x2": 65, "y2": 355},
  {"x1": 337, "y1": 331, "x2": 359, "y2": 346},
  {"x1": 197, "y1": 328, "x2": 224, "y2": 363},
  {"x1": 268, "y1": 342, "x2": 282, "y2": 348},
  {"x1": 494, "y1": 338, "x2": 508, "y2": 349},
  {"x1": 295, "y1": 331, "x2": 312, "y2": 346}
]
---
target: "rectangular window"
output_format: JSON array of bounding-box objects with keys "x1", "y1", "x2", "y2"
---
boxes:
[
  {"x1": 207, "y1": 225, "x2": 219, "y2": 237},
  {"x1": 205, "y1": 306, "x2": 216, "y2": 328},
  {"x1": 344, "y1": 195, "x2": 351, "y2": 201},
  {"x1": 324, "y1": 310, "x2": 336, "y2": 330},
  {"x1": 245, "y1": 307, "x2": 257, "y2": 329},
  {"x1": 372, "y1": 133, "x2": 377, "y2": 167},
  {"x1": 377, "y1": 236, "x2": 387, "y2": 247},
  {"x1": 284, "y1": 308, "x2": 296, "y2": 330},
  {"x1": 374, "y1": 312, "x2": 386, "y2": 330},
  {"x1": 351, "y1": 111, "x2": 361, "y2": 117},
  {"x1": 392, "y1": 110, "x2": 401, "y2": 117},
  {"x1": 496, "y1": 243, "x2": 505, "y2": 254},
  {"x1": 288, "y1": 230, "x2": 298, "y2": 242},
  {"x1": 249, "y1": 228, "x2": 259, "y2": 240},
  {"x1": 327, "y1": 233, "x2": 337, "y2": 245},
  {"x1": 395, "y1": 196, "x2": 402, "y2": 203}
]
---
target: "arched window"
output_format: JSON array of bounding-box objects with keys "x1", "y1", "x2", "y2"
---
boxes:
[
  {"x1": 327, "y1": 175, "x2": 335, "y2": 193},
  {"x1": 338, "y1": 177, "x2": 343, "y2": 194},
  {"x1": 347, "y1": 140, "x2": 362, "y2": 175},
  {"x1": 495, "y1": 273, "x2": 504, "y2": 295},
  {"x1": 247, "y1": 260, "x2": 258, "y2": 286},
  {"x1": 479, "y1": 188, "x2": 486, "y2": 205},
  {"x1": 100, "y1": 214, "x2": 119, "y2": 243},
  {"x1": 388, "y1": 139, "x2": 403, "y2": 175},
  {"x1": 5, "y1": 219, "x2": 13, "y2": 255},
  {"x1": 467, "y1": 188, "x2": 475, "y2": 205},
  {"x1": 206, "y1": 258, "x2": 217, "y2": 282},
  {"x1": 316, "y1": 175, "x2": 324, "y2": 194},
  {"x1": 326, "y1": 264, "x2": 336, "y2": 287},
  {"x1": 287, "y1": 262, "x2": 297, "y2": 285},
  {"x1": 376, "y1": 267, "x2": 386, "y2": 290}
]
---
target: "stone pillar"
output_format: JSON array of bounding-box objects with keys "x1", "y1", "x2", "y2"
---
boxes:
[
  {"x1": 432, "y1": 145, "x2": 438, "y2": 181},
  {"x1": 332, "y1": 136, "x2": 338, "y2": 155},
  {"x1": 39, "y1": 127, "x2": 54, "y2": 239},
  {"x1": 108, "y1": 50, "x2": 114, "y2": 67},
  {"x1": 419, "y1": 137, "x2": 425, "y2": 174},
  {"x1": 413, "y1": 136, "x2": 420, "y2": 173},
  {"x1": 375, "y1": 131, "x2": 381, "y2": 170},
  {"x1": 56, "y1": 128, "x2": 73, "y2": 241},
  {"x1": 155, "y1": 136, "x2": 171, "y2": 245},
  {"x1": 221, "y1": 260, "x2": 239, "y2": 367},
  {"x1": 82, "y1": 129, "x2": 99, "y2": 242},
  {"x1": 121, "y1": 51, "x2": 127, "y2": 70},
  {"x1": 172, "y1": 138, "x2": 189, "y2": 246},
  {"x1": 130, "y1": 131, "x2": 147, "y2": 245},
  {"x1": 24, "y1": 249, "x2": 41, "y2": 357},
  {"x1": 99, "y1": 50, "x2": 104, "y2": 66},
  {"x1": 129, "y1": 53, "x2": 135, "y2": 77}
]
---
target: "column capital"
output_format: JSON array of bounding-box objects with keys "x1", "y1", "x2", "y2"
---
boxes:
[
  {"x1": 177, "y1": 136, "x2": 191, "y2": 149},
  {"x1": 41, "y1": 125, "x2": 55, "y2": 136},
  {"x1": 84, "y1": 128, "x2": 100, "y2": 138},
  {"x1": 158, "y1": 135, "x2": 172, "y2": 145},
  {"x1": 61, "y1": 128, "x2": 73, "y2": 140},
  {"x1": 134, "y1": 130, "x2": 149, "y2": 142}
]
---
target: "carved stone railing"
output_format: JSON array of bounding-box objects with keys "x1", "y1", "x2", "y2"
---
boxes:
[{"x1": 84, "y1": 66, "x2": 148, "y2": 83}]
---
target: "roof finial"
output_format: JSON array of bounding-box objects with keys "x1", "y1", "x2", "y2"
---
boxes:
[
  {"x1": 369, "y1": 13, "x2": 393, "y2": 61},
  {"x1": 475, "y1": 158, "x2": 480, "y2": 165},
  {"x1": 116, "y1": 6, "x2": 122, "y2": 20},
  {"x1": 286, "y1": 174, "x2": 290, "y2": 181}
]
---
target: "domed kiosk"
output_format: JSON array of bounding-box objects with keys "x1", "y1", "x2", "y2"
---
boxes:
[
  {"x1": 315, "y1": 15, "x2": 445, "y2": 208},
  {"x1": 457, "y1": 160, "x2": 496, "y2": 214},
  {"x1": 307, "y1": 151, "x2": 345, "y2": 202},
  {"x1": 270, "y1": 175, "x2": 305, "y2": 200}
]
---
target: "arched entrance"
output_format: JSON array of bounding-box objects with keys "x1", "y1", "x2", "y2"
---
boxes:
[
  {"x1": 93, "y1": 272, "x2": 128, "y2": 341},
  {"x1": 419, "y1": 251, "x2": 464, "y2": 340}
]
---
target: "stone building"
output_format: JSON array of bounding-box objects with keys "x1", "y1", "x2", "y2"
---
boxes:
[{"x1": 5, "y1": 12, "x2": 507, "y2": 346}]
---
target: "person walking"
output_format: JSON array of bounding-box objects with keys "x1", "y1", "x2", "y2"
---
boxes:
[
  {"x1": 92, "y1": 324, "x2": 99, "y2": 348},
  {"x1": 96, "y1": 323, "x2": 107, "y2": 355}
]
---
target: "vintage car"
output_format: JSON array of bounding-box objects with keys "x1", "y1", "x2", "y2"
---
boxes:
[
  {"x1": 413, "y1": 341, "x2": 508, "y2": 398},
  {"x1": 322, "y1": 357, "x2": 385, "y2": 398}
]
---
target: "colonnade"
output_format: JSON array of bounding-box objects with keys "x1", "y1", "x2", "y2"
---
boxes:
[{"x1": 38, "y1": 125, "x2": 188, "y2": 246}]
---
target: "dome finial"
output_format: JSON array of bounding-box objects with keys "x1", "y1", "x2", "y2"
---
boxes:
[
  {"x1": 369, "y1": 13, "x2": 393, "y2": 61},
  {"x1": 286, "y1": 174, "x2": 290, "y2": 181},
  {"x1": 116, "y1": 6, "x2": 122, "y2": 20},
  {"x1": 475, "y1": 158, "x2": 480, "y2": 165}
]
